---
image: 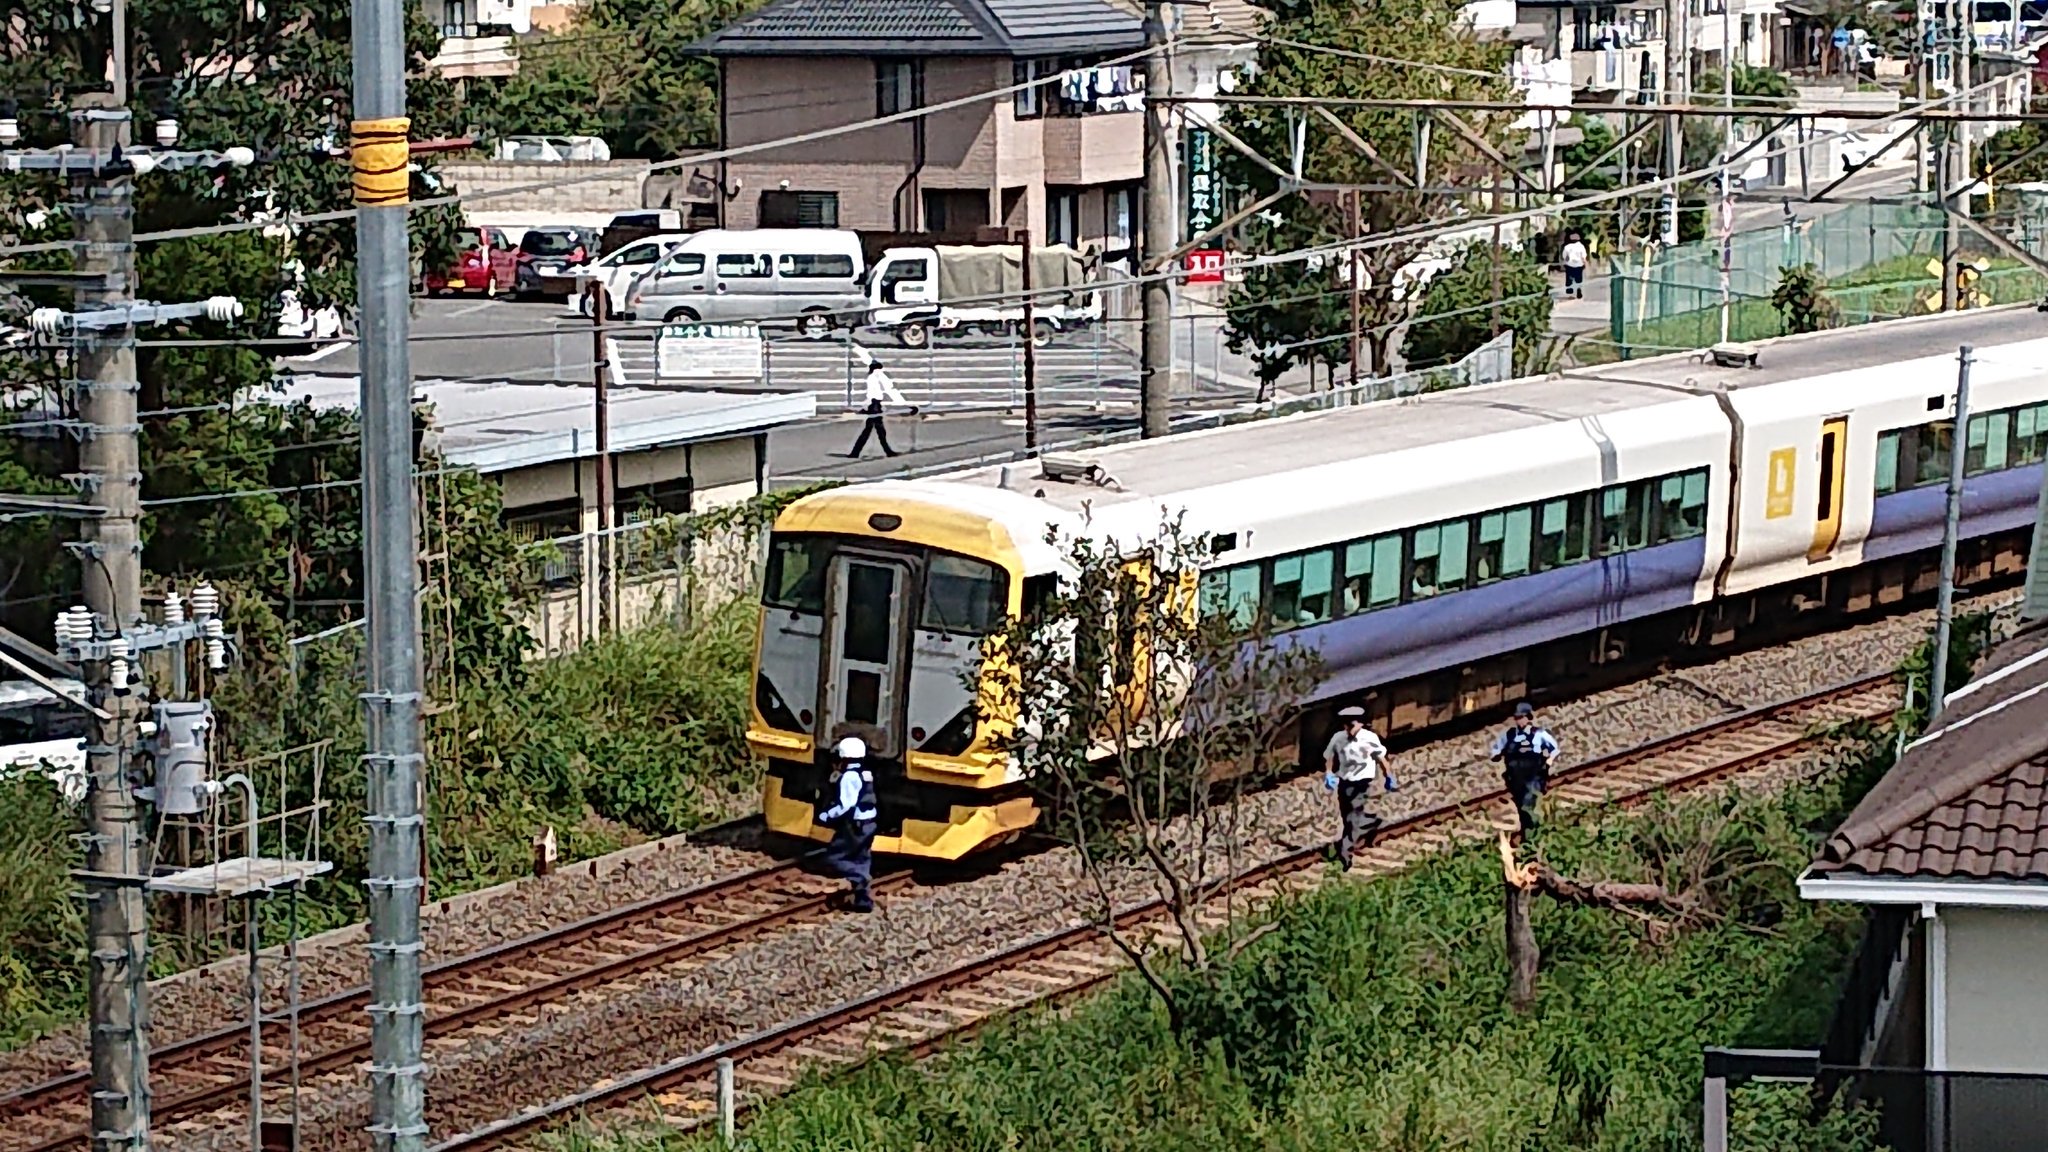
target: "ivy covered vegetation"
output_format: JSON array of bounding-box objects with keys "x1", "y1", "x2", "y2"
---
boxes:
[{"x1": 611, "y1": 768, "x2": 1893, "y2": 1152}]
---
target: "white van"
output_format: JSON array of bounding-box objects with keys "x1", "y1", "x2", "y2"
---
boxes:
[
  {"x1": 569, "y1": 233, "x2": 693, "y2": 317},
  {"x1": 625, "y1": 229, "x2": 868, "y2": 338}
]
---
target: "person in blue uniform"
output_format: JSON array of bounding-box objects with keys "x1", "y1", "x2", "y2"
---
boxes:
[
  {"x1": 1490, "y1": 702, "x2": 1559, "y2": 835},
  {"x1": 817, "y1": 736, "x2": 880, "y2": 912}
]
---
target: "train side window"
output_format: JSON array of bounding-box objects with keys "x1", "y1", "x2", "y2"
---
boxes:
[
  {"x1": 762, "y1": 534, "x2": 831, "y2": 612},
  {"x1": 1874, "y1": 430, "x2": 1902, "y2": 495},
  {"x1": 1200, "y1": 563, "x2": 1261, "y2": 629},
  {"x1": 1537, "y1": 494, "x2": 1592, "y2": 569},
  {"x1": 1407, "y1": 520, "x2": 1469, "y2": 600},
  {"x1": 2016, "y1": 404, "x2": 2048, "y2": 465},
  {"x1": 1678, "y1": 470, "x2": 1708, "y2": 537},
  {"x1": 1022, "y1": 573, "x2": 1059, "y2": 624},
  {"x1": 1270, "y1": 548, "x2": 1335, "y2": 629},
  {"x1": 1968, "y1": 410, "x2": 2012, "y2": 475},
  {"x1": 1473, "y1": 507, "x2": 1532, "y2": 586},
  {"x1": 1914, "y1": 420, "x2": 1955, "y2": 488},
  {"x1": 1341, "y1": 535, "x2": 1402, "y2": 614},
  {"x1": 1599, "y1": 482, "x2": 1650, "y2": 553}
]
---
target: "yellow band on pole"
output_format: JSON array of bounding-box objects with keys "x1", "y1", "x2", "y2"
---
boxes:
[{"x1": 351, "y1": 117, "x2": 412, "y2": 207}]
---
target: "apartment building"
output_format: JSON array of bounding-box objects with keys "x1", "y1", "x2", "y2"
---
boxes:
[
  {"x1": 1506, "y1": 0, "x2": 1779, "y2": 104},
  {"x1": 695, "y1": 0, "x2": 1163, "y2": 259}
]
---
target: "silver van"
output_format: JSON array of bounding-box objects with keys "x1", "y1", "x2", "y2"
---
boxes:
[{"x1": 625, "y1": 228, "x2": 867, "y2": 338}]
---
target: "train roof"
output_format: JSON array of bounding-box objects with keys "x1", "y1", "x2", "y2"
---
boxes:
[{"x1": 928, "y1": 304, "x2": 2048, "y2": 516}]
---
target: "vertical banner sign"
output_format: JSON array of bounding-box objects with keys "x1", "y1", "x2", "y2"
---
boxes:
[{"x1": 1184, "y1": 126, "x2": 1219, "y2": 244}]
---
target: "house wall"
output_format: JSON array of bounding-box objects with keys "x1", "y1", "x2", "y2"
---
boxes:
[
  {"x1": 722, "y1": 57, "x2": 1005, "y2": 230},
  {"x1": 1943, "y1": 907, "x2": 2048, "y2": 1074}
]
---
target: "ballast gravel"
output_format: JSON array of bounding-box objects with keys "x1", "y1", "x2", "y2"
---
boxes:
[{"x1": 6, "y1": 592, "x2": 2022, "y2": 1145}]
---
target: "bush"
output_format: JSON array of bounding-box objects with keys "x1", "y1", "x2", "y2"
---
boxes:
[{"x1": 0, "y1": 776, "x2": 86, "y2": 1047}]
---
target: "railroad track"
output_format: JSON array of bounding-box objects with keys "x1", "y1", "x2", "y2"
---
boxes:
[
  {"x1": 0, "y1": 858, "x2": 913, "y2": 1152},
  {"x1": 432, "y1": 672, "x2": 1901, "y2": 1152}
]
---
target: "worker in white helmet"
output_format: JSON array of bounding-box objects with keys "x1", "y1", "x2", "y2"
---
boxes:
[{"x1": 816, "y1": 736, "x2": 880, "y2": 912}]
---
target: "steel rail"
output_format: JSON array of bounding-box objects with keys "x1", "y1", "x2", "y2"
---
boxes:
[
  {"x1": 2, "y1": 855, "x2": 913, "y2": 1152},
  {"x1": 432, "y1": 671, "x2": 1901, "y2": 1152}
]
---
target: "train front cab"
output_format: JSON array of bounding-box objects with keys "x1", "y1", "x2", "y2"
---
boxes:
[{"x1": 747, "y1": 491, "x2": 1040, "y2": 861}]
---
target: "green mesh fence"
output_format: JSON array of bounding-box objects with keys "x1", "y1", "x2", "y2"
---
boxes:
[{"x1": 1601, "y1": 201, "x2": 2048, "y2": 361}]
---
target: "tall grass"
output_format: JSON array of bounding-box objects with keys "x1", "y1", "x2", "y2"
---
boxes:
[{"x1": 592, "y1": 770, "x2": 1889, "y2": 1152}]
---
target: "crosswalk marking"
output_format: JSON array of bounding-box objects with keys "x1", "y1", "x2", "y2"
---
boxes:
[{"x1": 608, "y1": 335, "x2": 1165, "y2": 411}]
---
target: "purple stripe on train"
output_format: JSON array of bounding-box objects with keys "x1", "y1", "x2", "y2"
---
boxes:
[
  {"x1": 1863, "y1": 464, "x2": 2044, "y2": 562},
  {"x1": 1275, "y1": 539, "x2": 1710, "y2": 701}
]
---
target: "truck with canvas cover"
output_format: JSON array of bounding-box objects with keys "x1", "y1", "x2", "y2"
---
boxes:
[{"x1": 867, "y1": 242, "x2": 1100, "y2": 349}]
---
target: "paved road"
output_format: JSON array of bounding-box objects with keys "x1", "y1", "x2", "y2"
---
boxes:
[{"x1": 285, "y1": 297, "x2": 1255, "y2": 414}]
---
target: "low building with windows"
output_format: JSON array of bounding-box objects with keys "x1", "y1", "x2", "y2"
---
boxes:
[{"x1": 264, "y1": 374, "x2": 814, "y2": 649}]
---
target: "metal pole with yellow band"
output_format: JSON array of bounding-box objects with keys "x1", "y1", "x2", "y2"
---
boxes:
[{"x1": 350, "y1": 1, "x2": 428, "y2": 1148}]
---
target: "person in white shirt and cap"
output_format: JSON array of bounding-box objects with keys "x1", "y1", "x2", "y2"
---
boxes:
[
  {"x1": 816, "y1": 736, "x2": 880, "y2": 911},
  {"x1": 1323, "y1": 706, "x2": 1391, "y2": 869},
  {"x1": 846, "y1": 352, "x2": 911, "y2": 459}
]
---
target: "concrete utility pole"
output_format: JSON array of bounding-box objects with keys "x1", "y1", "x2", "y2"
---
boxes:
[
  {"x1": 349, "y1": 0, "x2": 429, "y2": 1147},
  {"x1": 1662, "y1": 0, "x2": 1689, "y2": 246},
  {"x1": 1930, "y1": 344, "x2": 1973, "y2": 719},
  {"x1": 72, "y1": 91, "x2": 152, "y2": 1152},
  {"x1": 591, "y1": 283, "x2": 612, "y2": 634},
  {"x1": 1019, "y1": 228, "x2": 1039, "y2": 450},
  {"x1": 1916, "y1": 0, "x2": 1932, "y2": 193},
  {"x1": 1717, "y1": 0, "x2": 1735, "y2": 344},
  {"x1": 1139, "y1": 0, "x2": 1173, "y2": 438},
  {"x1": 1943, "y1": 0, "x2": 1967, "y2": 310}
]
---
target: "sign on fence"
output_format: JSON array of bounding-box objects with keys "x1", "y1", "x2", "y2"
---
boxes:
[{"x1": 657, "y1": 322, "x2": 764, "y2": 381}]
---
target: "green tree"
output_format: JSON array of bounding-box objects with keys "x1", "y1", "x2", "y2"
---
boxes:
[
  {"x1": 1401, "y1": 242, "x2": 1554, "y2": 374},
  {"x1": 1222, "y1": 0, "x2": 1515, "y2": 379},
  {"x1": 464, "y1": 0, "x2": 761, "y2": 159},
  {"x1": 1771, "y1": 263, "x2": 1839, "y2": 334}
]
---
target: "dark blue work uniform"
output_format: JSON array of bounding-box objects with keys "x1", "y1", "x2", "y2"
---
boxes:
[
  {"x1": 817, "y1": 762, "x2": 879, "y2": 911},
  {"x1": 1490, "y1": 718, "x2": 1559, "y2": 833}
]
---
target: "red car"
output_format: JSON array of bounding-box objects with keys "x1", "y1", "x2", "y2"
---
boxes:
[{"x1": 422, "y1": 226, "x2": 517, "y2": 296}]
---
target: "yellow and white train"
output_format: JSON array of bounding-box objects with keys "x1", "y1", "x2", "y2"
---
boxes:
[{"x1": 749, "y1": 312, "x2": 2048, "y2": 859}]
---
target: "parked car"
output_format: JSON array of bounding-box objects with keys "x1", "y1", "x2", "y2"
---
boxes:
[
  {"x1": 516, "y1": 227, "x2": 598, "y2": 299},
  {"x1": 567, "y1": 233, "x2": 691, "y2": 317},
  {"x1": 422, "y1": 226, "x2": 517, "y2": 296},
  {"x1": 625, "y1": 228, "x2": 867, "y2": 337}
]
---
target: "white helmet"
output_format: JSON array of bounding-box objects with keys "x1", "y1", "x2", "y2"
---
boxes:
[{"x1": 834, "y1": 736, "x2": 867, "y2": 761}]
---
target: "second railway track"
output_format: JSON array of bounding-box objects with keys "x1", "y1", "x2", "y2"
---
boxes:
[
  {"x1": 0, "y1": 859, "x2": 917, "y2": 1152},
  {"x1": 432, "y1": 672, "x2": 1902, "y2": 1152}
]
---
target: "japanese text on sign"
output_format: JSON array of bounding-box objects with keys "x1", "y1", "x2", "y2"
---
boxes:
[
  {"x1": 657, "y1": 322, "x2": 765, "y2": 381},
  {"x1": 1184, "y1": 127, "x2": 1220, "y2": 243},
  {"x1": 1185, "y1": 250, "x2": 1225, "y2": 284}
]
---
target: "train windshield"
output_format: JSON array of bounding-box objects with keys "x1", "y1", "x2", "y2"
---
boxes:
[
  {"x1": 762, "y1": 533, "x2": 830, "y2": 612},
  {"x1": 921, "y1": 555, "x2": 1008, "y2": 635}
]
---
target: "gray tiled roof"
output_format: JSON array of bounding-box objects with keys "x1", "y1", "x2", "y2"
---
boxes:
[{"x1": 696, "y1": 0, "x2": 1144, "y2": 56}]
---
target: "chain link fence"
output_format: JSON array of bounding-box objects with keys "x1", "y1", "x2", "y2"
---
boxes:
[{"x1": 1604, "y1": 202, "x2": 2048, "y2": 360}]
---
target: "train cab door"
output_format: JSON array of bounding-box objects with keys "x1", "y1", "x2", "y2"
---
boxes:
[
  {"x1": 1808, "y1": 416, "x2": 1850, "y2": 562},
  {"x1": 820, "y1": 552, "x2": 911, "y2": 760}
]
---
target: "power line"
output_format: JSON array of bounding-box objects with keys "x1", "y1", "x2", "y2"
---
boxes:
[{"x1": 0, "y1": 43, "x2": 1166, "y2": 259}]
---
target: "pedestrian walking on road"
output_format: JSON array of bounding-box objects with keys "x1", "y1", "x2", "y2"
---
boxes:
[
  {"x1": 1559, "y1": 231, "x2": 1589, "y2": 299},
  {"x1": 846, "y1": 357, "x2": 909, "y2": 459},
  {"x1": 817, "y1": 736, "x2": 880, "y2": 912},
  {"x1": 1490, "y1": 701, "x2": 1559, "y2": 836},
  {"x1": 1324, "y1": 706, "x2": 1390, "y2": 869}
]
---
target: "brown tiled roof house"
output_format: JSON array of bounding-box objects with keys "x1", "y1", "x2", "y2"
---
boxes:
[{"x1": 1799, "y1": 624, "x2": 2048, "y2": 1150}]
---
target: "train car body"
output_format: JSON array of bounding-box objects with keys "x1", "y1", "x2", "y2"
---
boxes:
[{"x1": 749, "y1": 307, "x2": 2048, "y2": 859}]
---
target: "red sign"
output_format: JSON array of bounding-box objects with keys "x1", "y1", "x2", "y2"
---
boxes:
[{"x1": 1185, "y1": 249, "x2": 1226, "y2": 283}]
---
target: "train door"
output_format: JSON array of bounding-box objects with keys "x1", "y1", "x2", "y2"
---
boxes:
[
  {"x1": 1808, "y1": 416, "x2": 1849, "y2": 561},
  {"x1": 821, "y1": 552, "x2": 911, "y2": 759}
]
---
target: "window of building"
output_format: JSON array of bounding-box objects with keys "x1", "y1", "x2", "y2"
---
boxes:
[
  {"x1": 1046, "y1": 188, "x2": 1080, "y2": 246},
  {"x1": 757, "y1": 190, "x2": 840, "y2": 228},
  {"x1": 876, "y1": 59, "x2": 922, "y2": 117},
  {"x1": 1013, "y1": 58, "x2": 1058, "y2": 118}
]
